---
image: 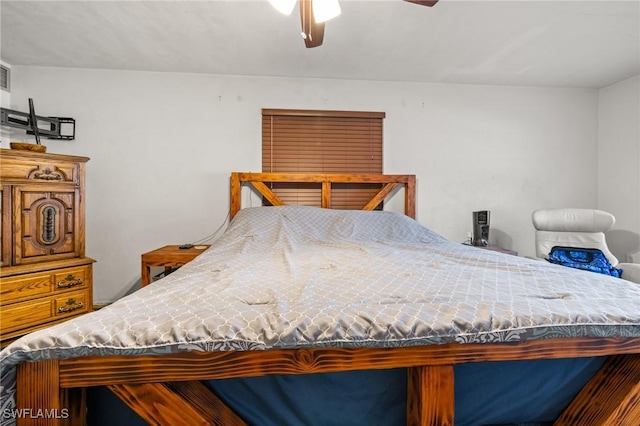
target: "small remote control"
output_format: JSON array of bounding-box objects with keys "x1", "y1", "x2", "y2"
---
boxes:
[{"x1": 179, "y1": 244, "x2": 194, "y2": 249}]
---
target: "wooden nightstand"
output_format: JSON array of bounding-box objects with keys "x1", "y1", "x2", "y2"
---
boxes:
[{"x1": 140, "y1": 245, "x2": 210, "y2": 287}]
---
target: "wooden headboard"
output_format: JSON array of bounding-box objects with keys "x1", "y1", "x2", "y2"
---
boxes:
[{"x1": 230, "y1": 172, "x2": 416, "y2": 219}]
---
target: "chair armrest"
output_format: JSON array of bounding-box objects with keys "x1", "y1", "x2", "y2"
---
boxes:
[{"x1": 619, "y1": 263, "x2": 640, "y2": 284}]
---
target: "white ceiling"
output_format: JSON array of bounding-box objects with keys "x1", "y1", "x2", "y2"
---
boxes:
[{"x1": 1, "y1": 0, "x2": 639, "y2": 89}]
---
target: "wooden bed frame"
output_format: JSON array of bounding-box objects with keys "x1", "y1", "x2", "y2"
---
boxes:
[{"x1": 13, "y1": 172, "x2": 640, "y2": 426}]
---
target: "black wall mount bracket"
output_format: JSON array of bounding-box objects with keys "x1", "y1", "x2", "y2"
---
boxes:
[{"x1": 1, "y1": 107, "x2": 75, "y2": 140}]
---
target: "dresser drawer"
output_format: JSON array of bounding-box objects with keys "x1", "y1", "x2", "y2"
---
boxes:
[
  {"x1": 0, "y1": 272, "x2": 52, "y2": 304},
  {"x1": 0, "y1": 158, "x2": 79, "y2": 183},
  {"x1": 53, "y1": 267, "x2": 89, "y2": 292},
  {"x1": 54, "y1": 290, "x2": 89, "y2": 317},
  {"x1": 1, "y1": 298, "x2": 53, "y2": 333},
  {"x1": 1, "y1": 265, "x2": 90, "y2": 304},
  {"x1": 1, "y1": 289, "x2": 90, "y2": 335}
]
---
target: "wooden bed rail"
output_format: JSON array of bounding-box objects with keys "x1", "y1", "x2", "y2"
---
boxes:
[
  {"x1": 230, "y1": 172, "x2": 416, "y2": 219},
  {"x1": 15, "y1": 337, "x2": 640, "y2": 425}
]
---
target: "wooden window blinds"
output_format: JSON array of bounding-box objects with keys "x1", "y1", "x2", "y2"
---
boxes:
[{"x1": 262, "y1": 109, "x2": 385, "y2": 210}]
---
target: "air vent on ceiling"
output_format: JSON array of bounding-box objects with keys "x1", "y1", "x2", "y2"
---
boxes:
[{"x1": 1, "y1": 65, "x2": 10, "y2": 92}]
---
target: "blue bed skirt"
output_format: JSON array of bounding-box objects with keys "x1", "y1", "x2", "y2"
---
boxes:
[{"x1": 87, "y1": 356, "x2": 605, "y2": 425}]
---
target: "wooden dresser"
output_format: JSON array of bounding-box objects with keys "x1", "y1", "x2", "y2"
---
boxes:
[{"x1": 0, "y1": 148, "x2": 94, "y2": 346}]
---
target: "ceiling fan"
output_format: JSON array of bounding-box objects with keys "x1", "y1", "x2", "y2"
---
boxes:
[{"x1": 268, "y1": 0, "x2": 439, "y2": 48}]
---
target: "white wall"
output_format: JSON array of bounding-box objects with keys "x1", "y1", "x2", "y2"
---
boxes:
[
  {"x1": 7, "y1": 66, "x2": 599, "y2": 303},
  {"x1": 598, "y1": 75, "x2": 640, "y2": 262}
]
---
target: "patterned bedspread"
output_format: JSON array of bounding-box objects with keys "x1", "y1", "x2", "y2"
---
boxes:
[{"x1": 1, "y1": 206, "x2": 640, "y2": 423}]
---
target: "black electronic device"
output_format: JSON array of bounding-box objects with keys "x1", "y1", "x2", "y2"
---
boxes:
[{"x1": 472, "y1": 210, "x2": 490, "y2": 246}]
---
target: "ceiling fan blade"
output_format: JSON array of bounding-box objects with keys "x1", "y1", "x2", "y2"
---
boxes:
[
  {"x1": 300, "y1": 0, "x2": 325, "y2": 48},
  {"x1": 403, "y1": 0, "x2": 439, "y2": 6}
]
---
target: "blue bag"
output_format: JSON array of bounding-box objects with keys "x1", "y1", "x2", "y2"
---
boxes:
[{"x1": 547, "y1": 246, "x2": 623, "y2": 278}]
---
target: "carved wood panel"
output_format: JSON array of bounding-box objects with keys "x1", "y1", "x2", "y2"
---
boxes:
[{"x1": 13, "y1": 185, "x2": 80, "y2": 265}]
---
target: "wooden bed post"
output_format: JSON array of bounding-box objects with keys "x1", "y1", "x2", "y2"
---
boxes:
[
  {"x1": 230, "y1": 173, "x2": 241, "y2": 219},
  {"x1": 16, "y1": 360, "x2": 68, "y2": 426},
  {"x1": 407, "y1": 365, "x2": 455, "y2": 426},
  {"x1": 406, "y1": 175, "x2": 416, "y2": 219},
  {"x1": 321, "y1": 180, "x2": 331, "y2": 209}
]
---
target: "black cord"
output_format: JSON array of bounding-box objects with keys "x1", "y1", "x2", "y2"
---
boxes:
[{"x1": 190, "y1": 210, "x2": 231, "y2": 245}]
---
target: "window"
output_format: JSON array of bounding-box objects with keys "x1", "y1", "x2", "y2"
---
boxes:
[{"x1": 262, "y1": 109, "x2": 384, "y2": 210}]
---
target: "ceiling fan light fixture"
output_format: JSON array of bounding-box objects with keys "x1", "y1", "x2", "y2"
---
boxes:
[
  {"x1": 312, "y1": 0, "x2": 341, "y2": 23},
  {"x1": 268, "y1": 0, "x2": 297, "y2": 15}
]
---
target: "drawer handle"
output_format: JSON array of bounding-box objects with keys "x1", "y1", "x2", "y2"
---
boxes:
[
  {"x1": 58, "y1": 298, "x2": 84, "y2": 313},
  {"x1": 57, "y1": 274, "x2": 83, "y2": 289}
]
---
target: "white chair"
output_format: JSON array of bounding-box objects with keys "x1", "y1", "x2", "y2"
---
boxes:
[{"x1": 532, "y1": 208, "x2": 640, "y2": 284}]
